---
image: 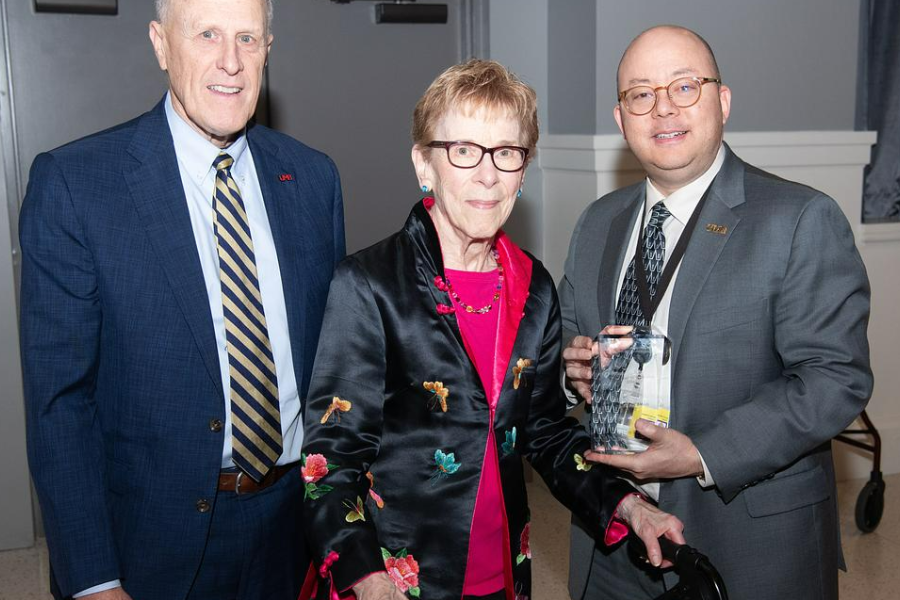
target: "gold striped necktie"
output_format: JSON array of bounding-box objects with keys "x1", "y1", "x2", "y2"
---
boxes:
[{"x1": 213, "y1": 152, "x2": 282, "y2": 482}]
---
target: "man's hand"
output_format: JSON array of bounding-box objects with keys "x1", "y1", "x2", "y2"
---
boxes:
[
  {"x1": 352, "y1": 572, "x2": 406, "y2": 600},
  {"x1": 563, "y1": 325, "x2": 633, "y2": 403},
  {"x1": 80, "y1": 589, "x2": 133, "y2": 600},
  {"x1": 616, "y1": 494, "x2": 685, "y2": 568},
  {"x1": 586, "y1": 419, "x2": 704, "y2": 480}
]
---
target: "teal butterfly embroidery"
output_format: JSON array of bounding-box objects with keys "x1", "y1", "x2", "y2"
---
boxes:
[
  {"x1": 430, "y1": 449, "x2": 461, "y2": 484},
  {"x1": 501, "y1": 427, "x2": 517, "y2": 456}
]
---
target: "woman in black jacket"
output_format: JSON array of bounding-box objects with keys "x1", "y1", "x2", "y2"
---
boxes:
[{"x1": 300, "y1": 59, "x2": 683, "y2": 600}]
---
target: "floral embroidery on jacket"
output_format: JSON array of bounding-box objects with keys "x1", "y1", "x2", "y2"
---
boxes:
[
  {"x1": 423, "y1": 381, "x2": 449, "y2": 412},
  {"x1": 302, "y1": 453, "x2": 338, "y2": 500},
  {"x1": 366, "y1": 471, "x2": 385, "y2": 509},
  {"x1": 381, "y1": 547, "x2": 421, "y2": 597},
  {"x1": 501, "y1": 427, "x2": 517, "y2": 456},
  {"x1": 320, "y1": 396, "x2": 352, "y2": 424},
  {"x1": 512, "y1": 358, "x2": 533, "y2": 390},
  {"x1": 430, "y1": 449, "x2": 461, "y2": 484},
  {"x1": 574, "y1": 454, "x2": 593, "y2": 472},
  {"x1": 516, "y1": 522, "x2": 532, "y2": 565},
  {"x1": 343, "y1": 496, "x2": 366, "y2": 523}
]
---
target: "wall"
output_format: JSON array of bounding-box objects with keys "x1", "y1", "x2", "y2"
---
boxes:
[
  {"x1": 267, "y1": 1, "x2": 467, "y2": 253},
  {"x1": 0, "y1": 1, "x2": 30, "y2": 550},
  {"x1": 594, "y1": 0, "x2": 861, "y2": 134}
]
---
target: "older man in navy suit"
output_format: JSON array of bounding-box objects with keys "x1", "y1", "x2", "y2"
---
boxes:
[{"x1": 19, "y1": 0, "x2": 344, "y2": 598}]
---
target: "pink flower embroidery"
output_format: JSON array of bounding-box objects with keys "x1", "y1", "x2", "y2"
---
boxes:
[
  {"x1": 385, "y1": 554, "x2": 420, "y2": 593},
  {"x1": 516, "y1": 523, "x2": 531, "y2": 564},
  {"x1": 302, "y1": 454, "x2": 329, "y2": 483},
  {"x1": 381, "y1": 547, "x2": 421, "y2": 596}
]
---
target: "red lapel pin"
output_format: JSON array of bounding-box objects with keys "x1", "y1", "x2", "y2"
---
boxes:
[{"x1": 279, "y1": 173, "x2": 294, "y2": 182}]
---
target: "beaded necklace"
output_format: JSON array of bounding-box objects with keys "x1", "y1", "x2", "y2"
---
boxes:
[{"x1": 436, "y1": 248, "x2": 504, "y2": 314}]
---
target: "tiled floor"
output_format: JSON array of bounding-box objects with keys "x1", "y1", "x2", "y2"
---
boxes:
[{"x1": 1, "y1": 473, "x2": 897, "y2": 599}]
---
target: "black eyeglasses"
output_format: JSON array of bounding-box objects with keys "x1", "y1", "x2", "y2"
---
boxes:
[
  {"x1": 618, "y1": 76, "x2": 722, "y2": 116},
  {"x1": 427, "y1": 141, "x2": 529, "y2": 173}
]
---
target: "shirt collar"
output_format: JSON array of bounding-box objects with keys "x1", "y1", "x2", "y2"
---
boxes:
[
  {"x1": 645, "y1": 143, "x2": 726, "y2": 225},
  {"x1": 164, "y1": 92, "x2": 249, "y2": 185}
]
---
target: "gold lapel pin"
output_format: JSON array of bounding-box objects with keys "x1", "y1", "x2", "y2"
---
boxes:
[{"x1": 705, "y1": 223, "x2": 728, "y2": 235}]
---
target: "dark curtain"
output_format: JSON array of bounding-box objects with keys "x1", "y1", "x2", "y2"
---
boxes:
[{"x1": 858, "y1": 0, "x2": 900, "y2": 223}]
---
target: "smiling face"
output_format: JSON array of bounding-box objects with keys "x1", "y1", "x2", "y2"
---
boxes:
[
  {"x1": 149, "y1": 0, "x2": 272, "y2": 148},
  {"x1": 412, "y1": 106, "x2": 525, "y2": 253},
  {"x1": 614, "y1": 27, "x2": 730, "y2": 196}
]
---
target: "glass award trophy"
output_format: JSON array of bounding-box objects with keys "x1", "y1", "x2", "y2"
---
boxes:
[{"x1": 590, "y1": 327, "x2": 671, "y2": 454}]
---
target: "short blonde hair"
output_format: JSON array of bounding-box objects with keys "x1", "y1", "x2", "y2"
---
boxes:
[{"x1": 412, "y1": 59, "x2": 539, "y2": 157}]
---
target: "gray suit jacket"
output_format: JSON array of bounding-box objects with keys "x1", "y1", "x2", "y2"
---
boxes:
[{"x1": 560, "y1": 145, "x2": 872, "y2": 600}]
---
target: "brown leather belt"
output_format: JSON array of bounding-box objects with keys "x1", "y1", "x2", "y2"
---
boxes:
[{"x1": 218, "y1": 462, "x2": 299, "y2": 495}]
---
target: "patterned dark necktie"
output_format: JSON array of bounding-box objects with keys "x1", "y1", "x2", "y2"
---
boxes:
[
  {"x1": 213, "y1": 152, "x2": 282, "y2": 482},
  {"x1": 591, "y1": 200, "x2": 672, "y2": 448},
  {"x1": 615, "y1": 201, "x2": 671, "y2": 326}
]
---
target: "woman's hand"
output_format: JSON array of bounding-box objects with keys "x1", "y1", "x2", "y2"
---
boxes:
[
  {"x1": 615, "y1": 494, "x2": 685, "y2": 568},
  {"x1": 352, "y1": 572, "x2": 407, "y2": 600}
]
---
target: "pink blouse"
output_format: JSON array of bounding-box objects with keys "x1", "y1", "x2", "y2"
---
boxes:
[{"x1": 445, "y1": 268, "x2": 507, "y2": 596}]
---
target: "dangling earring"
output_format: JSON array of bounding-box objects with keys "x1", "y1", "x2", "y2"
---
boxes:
[
  {"x1": 421, "y1": 185, "x2": 429, "y2": 193},
  {"x1": 517, "y1": 189, "x2": 523, "y2": 198}
]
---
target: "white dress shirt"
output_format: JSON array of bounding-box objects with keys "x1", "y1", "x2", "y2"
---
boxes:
[
  {"x1": 615, "y1": 145, "x2": 726, "y2": 501},
  {"x1": 76, "y1": 96, "x2": 303, "y2": 597}
]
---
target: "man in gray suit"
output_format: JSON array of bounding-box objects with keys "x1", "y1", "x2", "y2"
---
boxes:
[{"x1": 561, "y1": 25, "x2": 872, "y2": 600}]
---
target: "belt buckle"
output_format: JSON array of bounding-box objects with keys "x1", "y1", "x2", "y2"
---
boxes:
[{"x1": 234, "y1": 470, "x2": 247, "y2": 495}]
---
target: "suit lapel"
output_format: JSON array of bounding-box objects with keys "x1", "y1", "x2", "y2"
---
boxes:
[
  {"x1": 248, "y1": 127, "x2": 335, "y2": 398},
  {"x1": 597, "y1": 189, "x2": 643, "y2": 325},
  {"x1": 124, "y1": 101, "x2": 223, "y2": 397},
  {"x1": 668, "y1": 148, "x2": 746, "y2": 374}
]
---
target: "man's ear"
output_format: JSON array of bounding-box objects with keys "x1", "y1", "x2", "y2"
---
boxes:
[
  {"x1": 613, "y1": 104, "x2": 626, "y2": 140},
  {"x1": 149, "y1": 20, "x2": 168, "y2": 71},
  {"x1": 718, "y1": 84, "x2": 732, "y2": 126}
]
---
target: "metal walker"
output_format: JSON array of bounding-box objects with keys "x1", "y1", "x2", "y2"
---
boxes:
[{"x1": 834, "y1": 409, "x2": 886, "y2": 532}]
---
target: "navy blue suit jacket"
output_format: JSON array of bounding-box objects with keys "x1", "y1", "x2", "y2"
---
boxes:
[{"x1": 19, "y1": 99, "x2": 345, "y2": 598}]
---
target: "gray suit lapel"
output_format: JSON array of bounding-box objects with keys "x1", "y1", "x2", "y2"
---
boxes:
[
  {"x1": 668, "y1": 148, "x2": 746, "y2": 378},
  {"x1": 596, "y1": 189, "x2": 643, "y2": 326}
]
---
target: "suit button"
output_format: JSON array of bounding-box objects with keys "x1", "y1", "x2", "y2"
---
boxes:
[
  {"x1": 196, "y1": 499, "x2": 211, "y2": 513},
  {"x1": 209, "y1": 418, "x2": 223, "y2": 433}
]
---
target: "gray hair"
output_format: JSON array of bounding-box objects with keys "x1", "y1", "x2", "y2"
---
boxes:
[{"x1": 155, "y1": 0, "x2": 275, "y2": 32}]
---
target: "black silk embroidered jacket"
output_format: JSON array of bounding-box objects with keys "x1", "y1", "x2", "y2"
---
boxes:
[{"x1": 301, "y1": 201, "x2": 632, "y2": 600}]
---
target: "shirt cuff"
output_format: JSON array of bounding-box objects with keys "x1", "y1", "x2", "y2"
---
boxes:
[
  {"x1": 603, "y1": 492, "x2": 642, "y2": 546},
  {"x1": 74, "y1": 580, "x2": 122, "y2": 598},
  {"x1": 696, "y1": 451, "x2": 715, "y2": 488},
  {"x1": 561, "y1": 373, "x2": 581, "y2": 409}
]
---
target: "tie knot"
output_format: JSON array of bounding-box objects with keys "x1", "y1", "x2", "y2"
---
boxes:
[
  {"x1": 214, "y1": 152, "x2": 234, "y2": 172},
  {"x1": 648, "y1": 201, "x2": 671, "y2": 228}
]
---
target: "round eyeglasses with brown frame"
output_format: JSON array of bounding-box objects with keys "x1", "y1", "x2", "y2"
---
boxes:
[
  {"x1": 427, "y1": 141, "x2": 529, "y2": 173},
  {"x1": 618, "y1": 77, "x2": 722, "y2": 116}
]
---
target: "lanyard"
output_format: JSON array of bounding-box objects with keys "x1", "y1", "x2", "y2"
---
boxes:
[{"x1": 633, "y1": 181, "x2": 714, "y2": 323}]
